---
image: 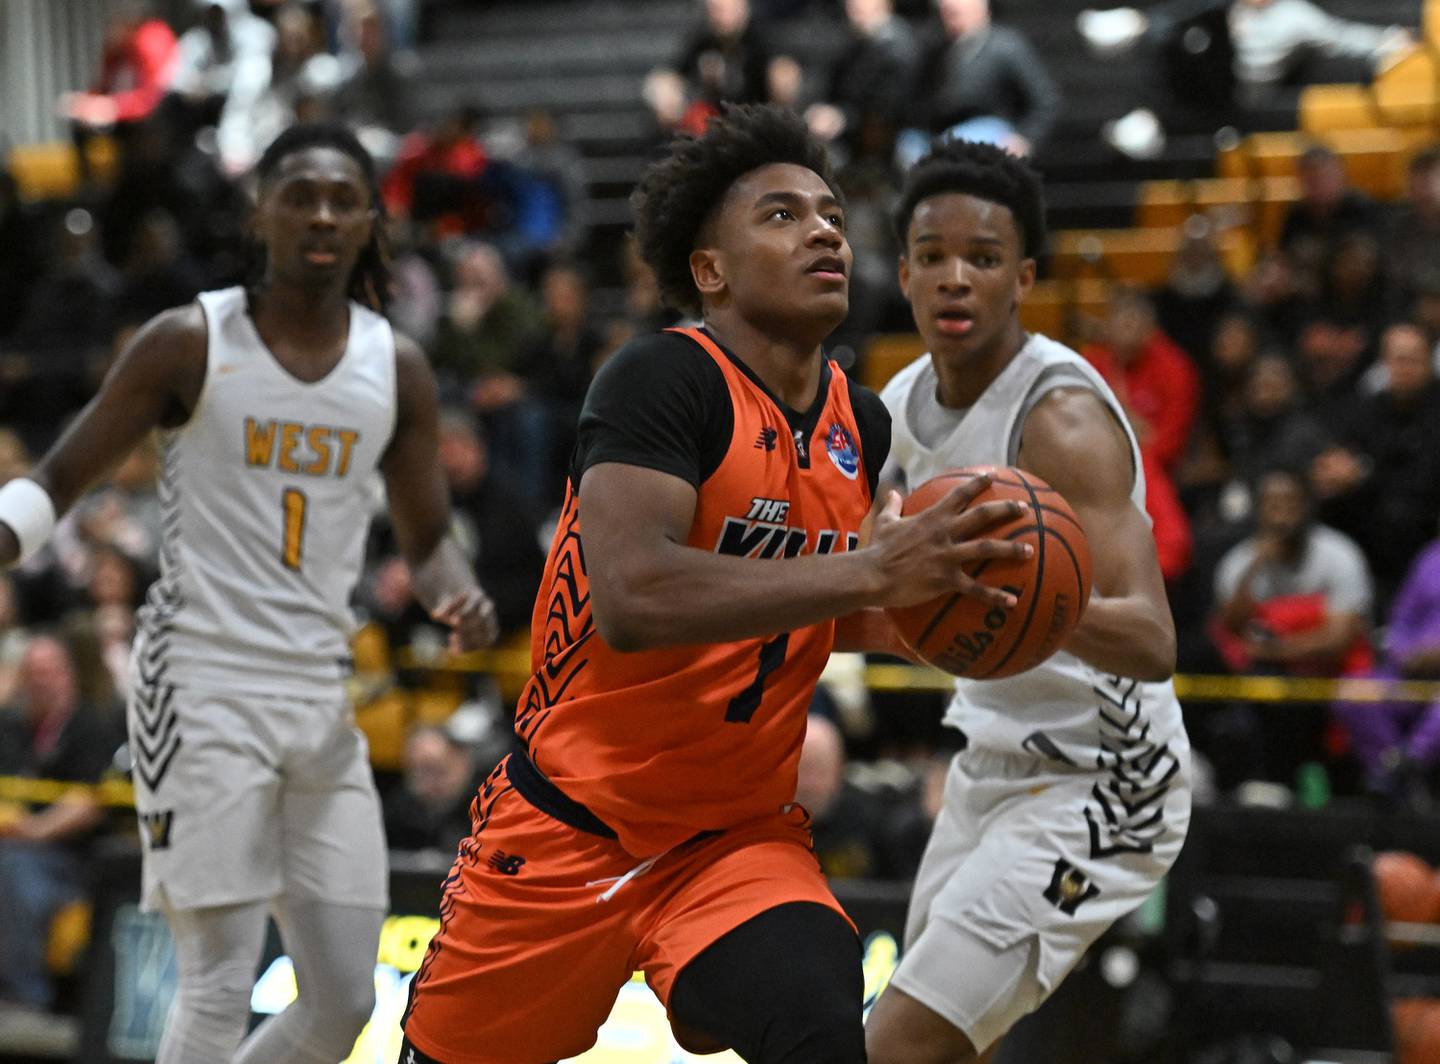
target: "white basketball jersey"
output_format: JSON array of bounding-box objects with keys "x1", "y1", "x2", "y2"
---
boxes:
[
  {"x1": 135, "y1": 287, "x2": 397, "y2": 697},
  {"x1": 880, "y1": 333, "x2": 1187, "y2": 766}
]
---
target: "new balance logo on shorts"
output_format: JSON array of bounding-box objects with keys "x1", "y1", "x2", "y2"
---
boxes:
[
  {"x1": 487, "y1": 850, "x2": 526, "y2": 875},
  {"x1": 1044, "y1": 857, "x2": 1099, "y2": 915}
]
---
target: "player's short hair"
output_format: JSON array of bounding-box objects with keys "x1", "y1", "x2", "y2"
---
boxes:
[
  {"x1": 894, "y1": 139, "x2": 1046, "y2": 260},
  {"x1": 630, "y1": 103, "x2": 840, "y2": 318},
  {"x1": 249, "y1": 122, "x2": 390, "y2": 311}
]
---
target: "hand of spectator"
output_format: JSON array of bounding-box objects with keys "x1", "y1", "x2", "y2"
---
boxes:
[
  {"x1": 372, "y1": 556, "x2": 414, "y2": 617},
  {"x1": 643, "y1": 70, "x2": 688, "y2": 127},
  {"x1": 1002, "y1": 133, "x2": 1032, "y2": 158},
  {"x1": 1377, "y1": 28, "x2": 1418, "y2": 71},
  {"x1": 1397, "y1": 643, "x2": 1440, "y2": 680},
  {"x1": 432, "y1": 587, "x2": 500, "y2": 652},
  {"x1": 805, "y1": 103, "x2": 847, "y2": 143},
  {"x1": 59, "y1": 91, "x2": 119, "y2": 127},
  {"x1": 1310, "y1": 447, "x2": 1367, "y2": 498},
  {"x1": 767, "y1": 56, "x2": 803, "y2": 109},
  {"x1": 471, "y1": 372, "x2": 525, "y2": 412}
]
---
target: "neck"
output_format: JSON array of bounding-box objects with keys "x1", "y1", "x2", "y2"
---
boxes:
[
  {"x1": 251, "y1": 280, "x2": 351, "y2": 335},
  {"x1": 703, "y1": 309, "x2": 827, "y2": 410},
  {"x1": 933, "y1": 320, "x2": 1027, "y2": 410}
]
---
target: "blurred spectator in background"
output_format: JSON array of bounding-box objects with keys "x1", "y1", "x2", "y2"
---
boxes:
[
  {"x1": 507, "y1": 109, "x2": 591, "y2": 266},
  {"x1": 644, "y1": 0, "x2": 799, "y2": 136},
  {"x1": 1294, "y1": 231, "x2": 1389, "y2": 419},
  {"x1": 902, "y1": 0, "x2": 1059, "y2": 163},
  {"x1": 1311, "y1": 323, "x2": 1440, "y2": 609},
  {"x1": 242, "y1": 2, "x2": 340, "y2": 173},
  {"x1": 1218, "y1": 352, "x2": 1329, "y2": 500},
  {"x1": 876, "y1": 752, "x2": 950, "y2": 881},
  {"x1": 794, "y1": 713, "x2": 884, "y2": 880},
  {"x1": 0, "y1": 636, "x2": 120, "y2": 1012},
  {"x1": 804, "y1": 0, "x2": 917, "y2": 166},
  {"x1": 1279, "y1": 146, "x2": 1382, "y2": 293},
  {"x1": 168, "y1": 0, "x2": 277, "y2": 174},
  {"x1": 0, "y1": 576, "x2": 22, "y2": 708},
  {"x1": 115, "y1": 209, "x2": 203, "y2": 329},
  {"x1": 1386, "y1": 147, "x2": 1440, "y2": 309},
  {"x1": 1153, "y1": 218, "x2": 1239, "y2": 370},
  {"x1": 1210, "y1": 468, "x2": 1373, "y2": 785},
  {"x1": 383, "y1": 105, "x2": 492, "y2": 238},
  {"x1": 3, "y1": 210, "x2": 119, "y2": 454},
  {"x1": 1334, "y1": 538, "x2": 1440, "y2": 803},
  {"x1": 0, "y1": 172, "x2": 40, "y2": 344},
  {"x1": 332, "y1": 0, "x2": 410, "y2": 161},
  {"x1": 435, "y1": 410, "x2": 546, "y2": 634},
  {"x1": 59, "y1": 1, "x2": 179, "y2": 187},
  {"x1": 387, "y1": 220, "x2": 444, "y2": 350},
  {"x1": 382, "y1": 724, "x2": 480, "y2": 853},
  {"x1": 1084, "y1": 287, "x2": 1200, "y2": 476}
]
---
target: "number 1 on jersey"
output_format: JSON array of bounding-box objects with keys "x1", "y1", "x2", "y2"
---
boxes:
[{"x1": 281, "y1": 488, "x2": 307, "y2": 570}]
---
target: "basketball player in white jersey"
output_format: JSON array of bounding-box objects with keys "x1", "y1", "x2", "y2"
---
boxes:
[
  {"x1": 0, "y1": 123, "x2": 498, "y2": 1063},
  {"x1": 859, "y1": 141, "x2": 1193, "y2": 1063}
]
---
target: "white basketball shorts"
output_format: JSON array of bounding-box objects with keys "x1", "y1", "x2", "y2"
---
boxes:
[
  {"x1": 886, "y1": 740, "x2": 1191, "y2": 1052},
  {"x1": 126, "y1": 682, "x2": 389, "y2": 913}
]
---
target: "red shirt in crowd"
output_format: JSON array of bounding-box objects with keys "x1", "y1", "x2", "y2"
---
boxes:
[
  {"x1": 1083, "y1": 330, "x2": 1200, "y2": 474},
  {"x1": 94, "y1": 18, "x2": 178, "y2": 124}
]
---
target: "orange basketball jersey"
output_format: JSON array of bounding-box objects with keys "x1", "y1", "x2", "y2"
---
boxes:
[{"x1": 514, "y1": 327, "x2": 877, "y2": 857}]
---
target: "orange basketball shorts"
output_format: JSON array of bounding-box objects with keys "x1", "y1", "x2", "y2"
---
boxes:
[{"x1": 400, "y1": 754, "x2": 851, "y2": 1064}]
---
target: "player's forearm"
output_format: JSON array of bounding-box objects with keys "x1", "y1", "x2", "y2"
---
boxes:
[
  {"x1": 592, "y1": 544, "x2": 884, "y2": 651},
  {"x1": 833, "y1": 608, "x2": 922, "y2": 662},
  {"x1": 19, "y1": 794, "x2": 103, "y2": 843},
  {"x1": 408, "y1": 535, "x2": 480, "y2": 614},
  {"x1": 1065, "y1": 594, "x2": 1175, "y2": 681}
]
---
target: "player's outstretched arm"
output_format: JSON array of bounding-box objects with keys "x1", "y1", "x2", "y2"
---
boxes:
[
  {"x1": 380, "y1": 337, "x2": 498, "y2": 652},
  {"x1": 579, "y1": 464, "x2": 1028, "y2": 652},
  {"x1": 1018, "y1": 387, "x2": 1176, "y2": 682},
  {"x1": 0, "y1": 306, "x2": 206, "y2": 568}
]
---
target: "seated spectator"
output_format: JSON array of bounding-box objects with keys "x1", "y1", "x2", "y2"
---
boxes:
[
  {"x1": 1217, "y1": 352, "x2": 1329, "y2": 503},
  {"x1": 436, "y1": 410, "x2": 546, "y2": 634},
  {"x1": 332, "y1": 0, "x2": 410, "y2": 160},
  {"x1": 382, "y1": 106, "x2": 492, "y2": 238},
  {"x1": 1279, "y1": 146, "x2": 1383, "y2": 289},
  {"x1": 1386, "y1": 147, "x2": 1440, "y2": 309},
  {"x1": 114, "y1": 209, "x2": 203, "y2": 329},
  {"x1": 59, "y1": 1, "x2": 179, "y2": 186},
  {"x1": 1311, "y1": 323, "x2": 1440, "y2": 609},
  {"x1": 236, "y1": 1, "x2": 338, "y2": 174},
  {"x1": 1239, "y1": 246, "x2": 1307, "y2": 347},
  {"x1": 1083, "y1": 287, "x2": 1200, "y2": 475},
  {"x1": 877, "y1": 752, "x2": 950, "y2": 881},
  {"x1": 1152, "y1": 218, "x2": 1239, "y2": 371},
  {"x1": 903, "y1": 0, "x2": 1059, "y2": 162},
  {"x1": 794, "y1": 713, "x2": 885, "y2": 880},
  {"x1": 0, "y1": 636, "x2": 121, "y2": 1012},
  {"x1": 0, "y1": 171, "x2": 42, "y2": 343},
  {"x1": 168, "y1": 0, "x2": 276, "y2": 173},
  {"x1": 1294, "y1": 231, "x2": 1389, "y2": 418},
  {"x1": 1210, "y1": 468, "x2": 1373, "y2": 785},
  {"x1": 382, "y1": 724, "x2": 481, "y2": 853},
  {"x1": 430, "y1": 242, "x2": 543, "y2": 391},
  {"x1": 506, "y1": 109, "x2": 591, "y2": 265},
  {"x1": 804, "y1": 0, "x2": 918, "y2": 165},
  {"x1": 644, "y1": 0, "x2": 799, "y2": 136},
  {"x1": 1333, "y1": 539, "x2": 1440, "y2": 802}
]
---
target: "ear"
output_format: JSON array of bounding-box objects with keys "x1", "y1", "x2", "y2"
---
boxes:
[
  {"x1": 690, "y1": 247, "x2": 726, "y2": 302},
  {"x1": 1016, "y1": 257, "x2": 1037, "y2": 303},
  {"x1": 897, "y1": 252, "x2": 910, "y2": 297}
]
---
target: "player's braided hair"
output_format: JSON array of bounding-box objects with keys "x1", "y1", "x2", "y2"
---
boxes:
[
  {"x1": 246, "y1": 122, "x2": 391, "y2": 312},
  {"x1": 894, "y1": 139, "x2": 1047, "y2": 260},
  {"x1": 630, "y1": 103, "x2": 840, "y2": 318}
]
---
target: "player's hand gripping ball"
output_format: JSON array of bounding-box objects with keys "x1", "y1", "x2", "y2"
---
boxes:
[{"x1": 886, "y1": 466, "x2": 1092, "y2": 678}]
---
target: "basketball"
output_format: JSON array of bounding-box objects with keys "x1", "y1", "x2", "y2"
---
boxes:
[
  {"x1": 1394, "y1": 997, "x2": 1440, "y2": 1064},
  {"x1": 1373, "y1": 851, "x2": 1440, "y2": 925},
  {"x1": 885, "y1": 466, "x2": 1093, "y2": 679}
]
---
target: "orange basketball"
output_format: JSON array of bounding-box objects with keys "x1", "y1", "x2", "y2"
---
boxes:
[
  {"x1": 885, "y1": 466, "x2": 1092, "y2": 679},
  {"x1": 1394, "y1": 997, "x2": 1440, "y2": 1064},
  {"x1": 1374, "y1": 851, "x2": 1440, "y2": 924}
]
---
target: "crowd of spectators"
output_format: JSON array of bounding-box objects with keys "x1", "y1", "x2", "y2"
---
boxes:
[{"x1": 5, "y1": 4, "x2": 1440, "y2": 1018}]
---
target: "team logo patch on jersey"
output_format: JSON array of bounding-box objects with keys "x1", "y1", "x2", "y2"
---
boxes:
[
  {"x1": 140, "y1": 809, "x2": 175, "y2": 850},
  {"x1": 1044, "y1": 857, "x2": 1100, "y2": 915},
  {"x1": 824, "y1": 422, "x2": 859, "y2": 479}
]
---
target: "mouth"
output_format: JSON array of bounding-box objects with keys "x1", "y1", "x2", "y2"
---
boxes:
[
  {"x1": 935, "y1": 306, "x2": 976, "y2": 337},
  {"x1": 302, "y1": 247, "x2": 340, "y2": 267},
  {"x1": 805, "y1": 256, "x2": 847, "y2": 283}
]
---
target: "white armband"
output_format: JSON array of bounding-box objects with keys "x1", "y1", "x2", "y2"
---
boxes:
[{"x1": 0, "y1": 478, "x2": 57, "y2": 564}]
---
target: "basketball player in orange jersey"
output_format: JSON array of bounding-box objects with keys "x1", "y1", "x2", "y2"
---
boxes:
[
  {"x1": 0, "y1": 124, "x2": 498, "y2": 1062},
  {"x1": 398, "y1": 104, "x2": 1032, "y2": 1064},
  {"x1": 863, "y1": 141, "x2": 1193, "y2": 1064}
]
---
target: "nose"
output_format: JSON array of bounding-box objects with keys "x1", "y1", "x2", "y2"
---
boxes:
[
  {"x1": 311, "y1": 197, "x2": 338, "y2": 228},
  {"x1": 939, "y1": 258, "x2": 969, "y2": 291},
  {"x1": 806, "y1": 213, "x2": 844, "y2": 249}
]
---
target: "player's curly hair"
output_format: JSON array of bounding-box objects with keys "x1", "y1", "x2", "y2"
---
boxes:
[
  {"x1": 894, "y1": 139, "x2": 1047, "y2": 260},
  {"x1": 246, "y1": 122, "x2": 391, "y2": 312},
  {"x1": 630, "y1": 103, "x2": 840, "y2": 318}
]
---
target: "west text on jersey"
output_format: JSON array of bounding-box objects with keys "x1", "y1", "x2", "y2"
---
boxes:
[{"x1": 243, "y1": 417, "x2": 360, "y2": 477}]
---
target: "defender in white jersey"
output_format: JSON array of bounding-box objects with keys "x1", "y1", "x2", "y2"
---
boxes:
[
  {"x1": 861, "y1": 142, "x2": 1192, "y2": 1063},
  {"x1": 0, "y1": 124, "x2": 498, "y2": 1064}
]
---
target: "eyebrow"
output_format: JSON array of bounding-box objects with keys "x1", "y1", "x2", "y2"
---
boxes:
[
  {"x1": 911, "y1": 233, "x2": 1005, "y2": 246},
  {"x1": 753, "y1": 190, "x2": 843, "y2": 212}
]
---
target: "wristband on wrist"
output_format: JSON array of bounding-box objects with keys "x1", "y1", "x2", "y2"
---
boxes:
[{"x1": 0, "y1": 478, "x2": 57, "y2": 563}]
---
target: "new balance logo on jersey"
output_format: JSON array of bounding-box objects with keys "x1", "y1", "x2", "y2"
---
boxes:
[
  {"x1": 1044, "y1": 857, "x2": 1100, "y2": 915},
  {"x1": 755, "y1": 427, "x2": 779, "y2": 451},
  {"x1": 140, "y1": 810, "x2": 175, "y2": 850},
  {"x1": 488, "y1": 851, "x2": 526, "y2": 875}
]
